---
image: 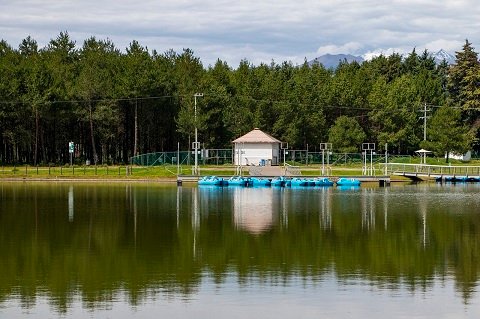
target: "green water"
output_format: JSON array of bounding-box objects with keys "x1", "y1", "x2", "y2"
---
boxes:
[{"x1": 0, "y1": 182, "x2": 479, "y2": 318}]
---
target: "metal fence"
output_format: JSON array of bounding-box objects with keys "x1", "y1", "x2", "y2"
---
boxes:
[
  {"x1": 284, "y1": 150, "x2": 392, "y2": 165},
  {"x1": 130, "y1": 149, "x2": 233, "y2": 166},
  {"x1": 129, "y1": 149, "x2": 404, "y2": 167},
  {"x1": 129, "y1": 148, "x2": 480, "y2": 167}
]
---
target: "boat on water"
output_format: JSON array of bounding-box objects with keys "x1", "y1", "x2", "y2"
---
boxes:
[
  {"x1": 198, "y1": 176, "x2": 225, "y2": 186},
  {"x1": 250, "y1": 177, "x2": 271, "y2": 187},
  {"x1": 271, "y1": 176, "x2": 286, "y2": 187},
  {"x1": 314, "y1": 177, "x2": 334, "y2": 186},
  {"x1": 440, "y1": 176, "x2": 468, "y2": 183},
  {"x1": 290, "y1": 177, "x2": 309, "y2": 187},
  {"x1": 336, "y1": 178, "x2": 361, "y2": 186},
  {"x1": 227, "y1": 176, "x2": 250, "y2": 186}
]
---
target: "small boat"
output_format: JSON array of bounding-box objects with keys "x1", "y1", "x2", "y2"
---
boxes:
[
  {"x1": 227, "y1": 176, "x2": 249, "y2": 186},
  {"x1": 251, "y1": 177, "x2": 271, "y2": 187},
  {"x1": 290, "y1": 177, "x2": 309, "y2": 187},
  {"x1": 467, "y1": 176, "x2": 480, "y2": 182},
  {"x1": 198, "y1": 176, "x2": 224, "y2": 186},
  {"x1": 336, "y1": 178, "x2": 361, "y2": 187},
  {"x1": 444, "y1": 176, "x2": 456, "y2": 182},
  {"x1": 454, "y1": 176, "x2": 468, "y2": 182},
  {"x1": 437, "y1": 176, "x2": 469, "y2": 183},
  {"x1": 315, "y1": 177, "x2": 334, "y2": 186},
  {"x1": 271, "y1": 176, "x2": 286, "y2": 187}
]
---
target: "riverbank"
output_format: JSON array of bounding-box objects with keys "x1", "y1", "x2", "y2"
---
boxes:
[{"x1": 0, "y1": 164, "x2": 415, "y2": 182}]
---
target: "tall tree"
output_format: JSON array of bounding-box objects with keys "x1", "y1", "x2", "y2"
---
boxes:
[
  {"x1": 173, "y1": 49, "x2": 206, "y2": 150},
  {"x1": 76, "y1": 37, "x2": 120, "y2": 164},
  {"x1": 328, "y1": 116, "x2": 366, "y2": 153},
  {"x1": 448, "y1": 40, "x2": 480, "y2": 116},
  {"x1": 422, "y1": 106, "x2": 473, "y2": 162},
  {"x1": 44, "y1": 31, "x2": 78, "y2": 163},
  {"x1": 0, "y1": 40, "x2": 23, "y2": 162},
  {"x1": 368, "y1": 75, "x2": 420, "y2": 153},
  {"x1": 19, "y1": 36, "x2": 51, "y2": 164},
  {"x1": 121, "y1": 40, "x2": 154, "y2": 157}
]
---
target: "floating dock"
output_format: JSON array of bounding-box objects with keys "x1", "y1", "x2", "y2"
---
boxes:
[{"x1": 177, "y1": 175, "x2": 391, "y2": 187}]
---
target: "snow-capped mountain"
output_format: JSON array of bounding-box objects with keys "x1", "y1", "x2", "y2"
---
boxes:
[
  {"x1": 431, "y1": 49, "x2": 456, "y2": 65},
  {"x1": 308, "y1": 49, "x2": 455, "y2": 69},
  {"x1": 308, "y1": 54, "x2": 364, "y2": 69}
]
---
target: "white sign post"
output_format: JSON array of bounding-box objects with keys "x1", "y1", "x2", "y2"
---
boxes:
[{"x1": 68, "y1": 141, "x2": 74, "y2": 166}]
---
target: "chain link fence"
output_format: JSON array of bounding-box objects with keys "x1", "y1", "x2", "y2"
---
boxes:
[{"x1": 130, "y1": 149, "x2": 233, "y2": 166}]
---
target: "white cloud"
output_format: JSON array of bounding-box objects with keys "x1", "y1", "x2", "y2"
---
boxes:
[
  {"x1": 1, "y1": 0, "x2": 480, "y2": 66},
  {"x1": 362, "y1": 48, "x2": 407, "y2": 61},
  {"x1": 424, "y1": 39, "x2": 464, "y2": 54},
  {"x1": 316, "y1": 43, "x2": 363, "y2": 56}
]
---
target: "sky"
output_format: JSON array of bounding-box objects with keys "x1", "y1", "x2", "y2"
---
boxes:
[{"x1": 1, "y1": 0, "x2": 480, "y2": 67}]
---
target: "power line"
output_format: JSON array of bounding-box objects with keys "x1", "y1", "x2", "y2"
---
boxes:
[{"x1": 0, "y1": 94, "x2": 179, "y2": 105}]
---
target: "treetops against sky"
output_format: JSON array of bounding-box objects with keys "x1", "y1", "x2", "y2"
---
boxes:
[
  {"x1": 2, "y1": 0, "x2": 479, "y2": 67},
  {"x1": 0, "y1": 33, "x2": 479, "y2": 165}
]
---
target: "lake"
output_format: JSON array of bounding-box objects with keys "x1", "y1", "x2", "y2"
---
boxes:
[{"x1": 0, "y1": 181, "x2": 479, "y2": 318}]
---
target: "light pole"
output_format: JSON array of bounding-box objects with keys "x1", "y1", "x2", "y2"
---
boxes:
[
  {"x1": 320, "y1": 143, "x2": 332, "y2": 176},
  {"x1": 281, "y1": 142, "x2": 288, "y2": 175},
  {"x1": 362, "y1": 143, "x2": 375, "y2": 176},
  {"x1": 193, "y1": 93, "x2": 203, "y2": 175}
]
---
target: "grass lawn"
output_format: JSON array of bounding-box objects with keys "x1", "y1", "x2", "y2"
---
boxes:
[{"x1": 1, "y1": 158, "x2": 479, "y2": 180}]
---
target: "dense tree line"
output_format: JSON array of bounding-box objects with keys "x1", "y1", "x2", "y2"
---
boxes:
[{"x1": 0, "y1": 33, "x2": 479, "y2": 164}]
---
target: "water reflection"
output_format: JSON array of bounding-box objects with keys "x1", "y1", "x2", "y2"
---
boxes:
[
  {"x1": 232, "y1": 187, "x2": 277, "y2": 234},
  {"x1": 0, "y1": 182, "x2": 480, "y2": 316},
  {"x1": 68, "y1": 185, "x2": 74, "y2": 222}
]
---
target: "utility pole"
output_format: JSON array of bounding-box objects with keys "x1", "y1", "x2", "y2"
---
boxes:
[{"x1": 419, "y1": 102, "x2": 431, "y2": 141}]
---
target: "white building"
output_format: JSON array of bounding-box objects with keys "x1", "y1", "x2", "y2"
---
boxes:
[{"x1": 232, "y1": 128, "x2": 281, "y2": 166}]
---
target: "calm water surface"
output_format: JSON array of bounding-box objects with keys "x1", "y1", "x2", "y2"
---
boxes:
[{"x1": 1, "y1": 182, "x2": 480, "y2": 318}]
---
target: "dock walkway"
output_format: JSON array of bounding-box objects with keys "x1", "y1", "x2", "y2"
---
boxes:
[{"x1": 382, "y1": 163, "x2": 480, "y2": 181}]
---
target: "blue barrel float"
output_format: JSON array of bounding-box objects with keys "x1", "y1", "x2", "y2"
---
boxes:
[{"x1": 336, "y1": 178, "x2": 361, "y2": 186}]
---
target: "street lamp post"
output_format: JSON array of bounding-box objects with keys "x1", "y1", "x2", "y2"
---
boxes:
[
  {"x1": 362, "y1": 143, "x2": 376, "y2": 176},
  {"x1": 320, "y1": 143, "x2": 332, "y2": 176},
  {"x1": 281, "y1": 142, "x2": 288, "y2": 176},
  {"x1": 193, "y1": 93, "x2": 203, "y2": 175}
]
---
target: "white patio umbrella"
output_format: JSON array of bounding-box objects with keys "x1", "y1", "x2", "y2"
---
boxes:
[{"x1": 415, "y1": 149, "x2": 432, "y2": 164}]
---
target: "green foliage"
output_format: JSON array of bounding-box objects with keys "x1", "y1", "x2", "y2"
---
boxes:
[
  {"x1": 328, "y1": 116, "x2": 366, "y2": 153},
  {"x1": 0, "y1": 35, "x2": 479, "y2": 164},
  {"x1": 422, "y1": 106, "x2": 473, "y2": 162}
]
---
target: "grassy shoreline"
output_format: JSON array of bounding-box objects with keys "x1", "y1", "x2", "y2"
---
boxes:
[{"x1": 0, "y1": 164, "x2": 417, "y2": 182}]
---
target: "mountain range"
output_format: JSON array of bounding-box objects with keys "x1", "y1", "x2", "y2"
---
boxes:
[{"x1": 308, "y1": 49, "x2": 456, "y2": 69}]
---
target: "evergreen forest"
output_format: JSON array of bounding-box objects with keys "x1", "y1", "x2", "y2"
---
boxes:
[{"x1": 0, "y1": 32, "x2": 479, "y2": 165}]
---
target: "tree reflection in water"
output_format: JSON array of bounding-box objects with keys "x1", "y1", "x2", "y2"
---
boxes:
[{"x1": 0, "y1": 182, "x2": 479, "y2": 312}]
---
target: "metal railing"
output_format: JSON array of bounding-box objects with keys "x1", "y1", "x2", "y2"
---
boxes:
[
  {"x1": 382, "y1": 163, "x2": 480, "y2": 176},
  {"x1": 130, "y1": 149, "x2": 233, "y2": 166}
]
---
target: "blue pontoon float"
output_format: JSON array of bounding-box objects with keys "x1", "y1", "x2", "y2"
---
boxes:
[
  {"x1": 336, "y1": 178, "x2": 361, "y2": 187},
  {"x1": 227, "y1": 176, "x2": 249, "y2": 186},
  {"x1": 315, "y1": 177, "x2": 334, "y2": 186},
  {"x1": 250, "y1": 177, "x2": 271, "y2": 187},
  {"x1": 198, "y1": 176, "x2": 225, "y2": 186}
]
